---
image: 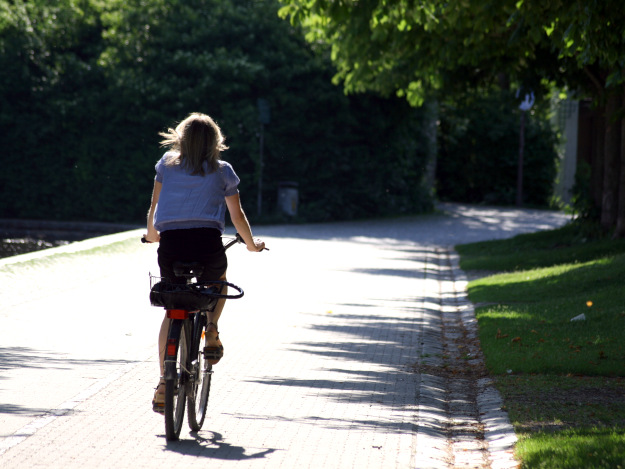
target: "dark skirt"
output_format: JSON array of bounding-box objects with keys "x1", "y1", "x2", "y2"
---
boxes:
[{"x1": 157, "y1": 228, "x2": 227, "y2": 284}]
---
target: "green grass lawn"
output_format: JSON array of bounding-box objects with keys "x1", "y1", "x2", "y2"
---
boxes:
[
  {"x1": 458, "y1": 222, "x2": 625, "y2": 272},
  {"x1": 456, "y1": 223, "x2": 625, "y2": 468}
]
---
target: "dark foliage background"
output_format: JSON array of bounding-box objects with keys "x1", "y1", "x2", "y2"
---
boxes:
[
  {"x1": 436, "y1": 92, "x2": 558, "y2": 206},
  {"x1": 0, "y1": 0, "x2": 434, "y2": 225}
]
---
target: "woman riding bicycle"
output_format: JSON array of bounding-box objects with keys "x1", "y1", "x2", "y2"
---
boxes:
[{"x1": 144, "y1": 112, "x2": 265, "y2": 413}]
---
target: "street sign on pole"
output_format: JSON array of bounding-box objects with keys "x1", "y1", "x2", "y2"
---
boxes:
[
  {"x1": 256, "y1": 99, "x2": 270, "y2": 216},
  {"x1": 515, "y1": 90, "x2": 534, "y2": 207}
]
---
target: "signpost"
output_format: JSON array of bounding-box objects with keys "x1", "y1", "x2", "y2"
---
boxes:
[{"x1": 516, "y1": 90, "x2": 535, "y2": 207}]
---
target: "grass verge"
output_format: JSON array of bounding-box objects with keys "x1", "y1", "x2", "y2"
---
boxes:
[{"x1": 456, "y1": 223, "x2": 625, "y2": 468}]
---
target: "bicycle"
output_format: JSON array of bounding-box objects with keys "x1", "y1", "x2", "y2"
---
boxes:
[{"x1": 144, "y1": 233, "x2": 246, "y2": 441}]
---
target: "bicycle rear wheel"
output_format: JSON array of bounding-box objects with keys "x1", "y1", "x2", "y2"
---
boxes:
[
  {"x1": 164, "y1": 321, "x2": 189, "y2": 441},
  {"x1": 187, "y1": 314, "x2": 212, "y2": 431}
]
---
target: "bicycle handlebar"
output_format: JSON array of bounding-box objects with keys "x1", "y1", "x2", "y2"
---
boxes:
[
  {"x1": 222, "y1": 233, "x2": 244, "y2": 250},
  {"x1": 142, "y1": 232, "x2": 267, "y2": 251}
]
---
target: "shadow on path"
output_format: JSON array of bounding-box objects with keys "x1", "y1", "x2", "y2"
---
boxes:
[
  {"x1": 0, "y1": 347, "x2": 133, "y2": 375},
  {"x1": 242, "y1": 246, "x2": 449, "y2": 435},
  {"x1": 165, "y1": 431, "x2": 277, "y2": 460}
]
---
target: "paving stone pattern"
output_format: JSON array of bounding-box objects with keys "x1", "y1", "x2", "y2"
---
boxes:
[{"x1": 1, "y1": 205, "x2": 568, "y2": 468}]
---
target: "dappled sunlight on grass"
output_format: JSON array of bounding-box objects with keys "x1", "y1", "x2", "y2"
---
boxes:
[
  {"x1": 459, "y1": 226, "x2": 625, "y2": 467},
  {"x1": 475, "y1": 297, "x2": 625, "y2": 376},
  {"x1": 468, "y1": 257, "x2": 619, "y2": 305},
  {"x1": 516, "y1": 428, "x2": 625, "y2": 469},
  {"x1": 456, "y1": 223, "x2": 625, "y2": 272},
  {"x1": 476, "y1": 305, "x2": 534, "y2": 321},
  {"x1": 470, "y1": 256, "x2": 625, "y2": 376}
]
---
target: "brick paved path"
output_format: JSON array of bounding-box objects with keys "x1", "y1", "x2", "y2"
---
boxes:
[{"x1": 0, "y1": 204, "x2": 569, "y2": 468}]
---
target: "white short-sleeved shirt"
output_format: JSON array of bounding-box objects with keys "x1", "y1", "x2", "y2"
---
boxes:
[{"x1": 154, "y1": 152, "x2": 240, "y2": 233}]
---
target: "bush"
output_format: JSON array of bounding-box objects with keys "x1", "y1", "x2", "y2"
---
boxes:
[{"x1": 0, "y1": 0, "x2": 433, "y2": 225}]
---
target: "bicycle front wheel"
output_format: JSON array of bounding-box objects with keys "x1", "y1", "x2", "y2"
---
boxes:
[
  {"x1": 187, "y1": 314, "x2": 212, "y2": 431},
  {"x1": 164, "y1": 321, "x2": 189, "y2": 441}
]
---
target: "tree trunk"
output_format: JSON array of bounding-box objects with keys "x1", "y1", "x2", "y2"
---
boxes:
[
  {"x1": 600, "y1": 93, "x2": 621, "y2": 231},
  {"x1": 498, "y1": 73, "x2": 510, "y2": 91},
  {"x1": 615, "y1": 99, "x2": 625, "y2": 238},
  {"x1": 591, "y1": 105, "x2": 605, "y2": 214}
]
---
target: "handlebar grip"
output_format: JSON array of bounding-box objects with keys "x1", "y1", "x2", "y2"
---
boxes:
[{"x1": 234, "y1": 233, "x2": 268, "y2": 251}]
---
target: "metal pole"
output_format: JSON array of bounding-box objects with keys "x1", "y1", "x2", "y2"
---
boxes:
[
  {"x1": 516, "y1": 111, "x2": 525, "y2": 207},
  {"x1": 257, "y1": 123, "x2": 264, "y2": 217}
]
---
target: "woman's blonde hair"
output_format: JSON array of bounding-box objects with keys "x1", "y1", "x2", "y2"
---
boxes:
[{"x1": 159, "y1": 112, "x2": 228, "y2": 175}]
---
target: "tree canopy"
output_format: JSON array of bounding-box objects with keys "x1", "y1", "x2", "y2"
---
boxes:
[
  {"x1": 279, "y1": 0, "x2": 625, "y2": 236},
  {"x1": 0, "y1": 0, "x2": 434, "y2": 224},
  {"x1": 279, "y1": 0, "x2": 625, "y2": 103}
]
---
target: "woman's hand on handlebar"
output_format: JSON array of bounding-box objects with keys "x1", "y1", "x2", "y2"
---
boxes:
[
  {"x1": 247, "y1": 238, "x2": 266, "y2": 252},
  {"x1": 142, "y1": 231, "x2": 160, "y2": 243}
]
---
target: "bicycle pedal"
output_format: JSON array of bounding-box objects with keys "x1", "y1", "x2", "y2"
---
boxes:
[
  {"x1": 203, "y1": 346, "x2": 223, "y2": 361},
  {"x1": 152, "y1": 402, "x2": 165, "y2": 414}
]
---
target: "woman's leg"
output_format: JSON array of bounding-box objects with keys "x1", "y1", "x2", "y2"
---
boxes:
[
  {"x1": 158, "y1": 314, "x2": 170, "y2": 376},
  {"x1": 153, "y1": 313, "x2": 169, "y2": 413},
  {"x1": 205, "y1": 272, "x2": 227, "y2": 364},
  {"x1": 207, "y1": 272, "x2": 228, "y2": 328}
]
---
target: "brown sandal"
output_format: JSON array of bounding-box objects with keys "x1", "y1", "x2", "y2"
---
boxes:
[
  {"x1": 152, "y1": 378, "x2": 165, "y2": 414},
  {"x1": 204, "y1": 322, "x2": 224, "y2": 365}
]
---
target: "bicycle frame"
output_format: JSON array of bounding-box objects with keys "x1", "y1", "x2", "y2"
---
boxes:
[
  {"x1": 164, "y1": 317, "x2": 187, "y2": 378},
  {"x1": 147, "y1": 233, "x2": 247, "y2": 440},
  {"x1": 164, "y1": 309, "x2": 205, "y2": 380}
]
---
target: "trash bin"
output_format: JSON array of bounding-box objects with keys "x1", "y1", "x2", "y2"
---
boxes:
[{"x1": 277, "y1": 181, "x2": 298, "y2": 217}]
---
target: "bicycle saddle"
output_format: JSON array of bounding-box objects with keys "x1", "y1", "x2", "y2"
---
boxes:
[{"x1": 172, "y1": 261, "x2": 204, "y2": 280}]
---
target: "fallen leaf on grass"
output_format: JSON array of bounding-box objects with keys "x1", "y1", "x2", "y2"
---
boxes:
[{"x1": 496, "y1": 328, "x2": 509, "y2": 339}]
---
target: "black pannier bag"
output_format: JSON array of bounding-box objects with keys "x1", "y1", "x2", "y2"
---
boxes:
[{"x1": 149, "y1": 280, "x2": 220, "y2": 311}]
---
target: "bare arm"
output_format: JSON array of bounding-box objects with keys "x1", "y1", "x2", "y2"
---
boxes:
[
  {"x1": 145, "y1": 180, "x2": 162, "y2": 243},
  {"x1": 225, "y1": 193, "x2": 265, "y2": 252}
]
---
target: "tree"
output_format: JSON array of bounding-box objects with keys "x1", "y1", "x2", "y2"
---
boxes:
[
  {"x1": 279, "y1": 0, "x2": 625, "y2": 235},
  {"x1": 0, "y1": 0, "x2": 434, "y2": 223},
  {"x1": 514, "y1": 1, "x2": 625, "y2": 235},
  {"x1": 0, "y1": 0, "x2": 107, "y2": 219},
  {"x1": 96, "y1": 0, "x2": 435, "y2": 221},
  {"x1": 279, "y1": 0, "x2": 551, "y2": 104}
]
